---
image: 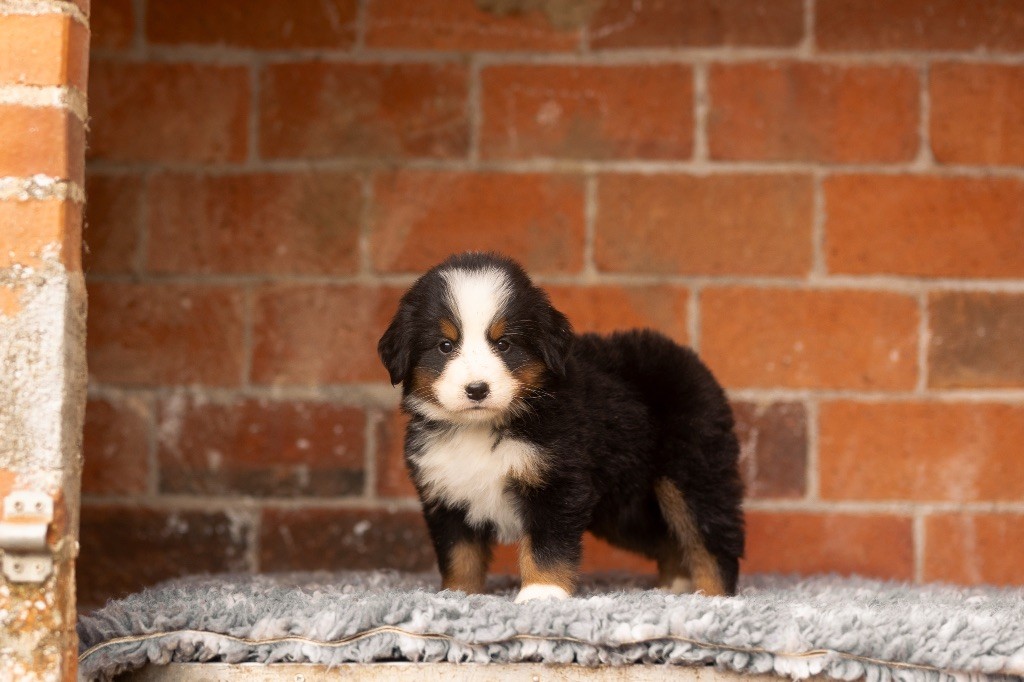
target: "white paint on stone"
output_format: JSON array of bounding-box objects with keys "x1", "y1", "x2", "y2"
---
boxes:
[
  {"x1": 0, "y1": 175, "x2": 84, "y2": 203},
  {"x1": 0, "y1": 241, "x2": 86, "y2": 682},
  {"x1": 0, "y1": 0, "x2": 89, "y2": 26},
  {"x1": 0, "y1": 245, "x2": 86, "y2": 499},
  {"x1": 0, "y1": 84, "x2": 88, "y2": 123}
]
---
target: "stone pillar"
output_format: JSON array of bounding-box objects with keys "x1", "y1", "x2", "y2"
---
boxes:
[{"x1": 0, "y1": 1, "x2": 89, "y2": 679}]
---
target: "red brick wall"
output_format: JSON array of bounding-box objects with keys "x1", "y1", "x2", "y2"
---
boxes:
[{"x1": 80, "y1": 0, "x2": 1024, "y2": 607}]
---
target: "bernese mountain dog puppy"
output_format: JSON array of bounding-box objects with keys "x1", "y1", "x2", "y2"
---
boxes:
[{"x1": 378, "y1": 252, "x2": 744, "y2": 603}]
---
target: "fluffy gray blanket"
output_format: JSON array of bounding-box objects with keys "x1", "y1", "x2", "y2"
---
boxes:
[{"x1": 77, "y1": 571, "x2": 1024, "y2": 682}]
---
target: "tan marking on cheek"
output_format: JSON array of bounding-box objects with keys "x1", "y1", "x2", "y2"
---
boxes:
[
  {"x1": 513, "y1": 360, "x2": 546, "y2": 393},
  {"x1": 488, "y1": 317, "x2": 506, "y2": 341},
  {"x1": 442, "y1": 540, "x2": 490, "y2": 594},
  {"x1": 440, "y1": 318, "x2": 459, "y2": 341},
  {"x1": 654, "y1": 478, "x2": 727, "y2": 596},
  {"x1": 519, "y1": 536, "x2": 576, "y2": 594},
  {"x1": 410, "y1": 367, "x2": 440, "y2": 404}
]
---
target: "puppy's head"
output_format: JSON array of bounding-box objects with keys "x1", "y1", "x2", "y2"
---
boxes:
[{"x1": 378, "y1": 252, "x2": 572, "y2": 425}]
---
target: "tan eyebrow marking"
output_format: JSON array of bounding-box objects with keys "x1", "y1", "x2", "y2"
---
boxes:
[
  {"x1": 488, "y1": 317, "x2": 506, "y2": 341},
  {"x1": 440, "y1": 318, "x2": 459, "y2": 340}
]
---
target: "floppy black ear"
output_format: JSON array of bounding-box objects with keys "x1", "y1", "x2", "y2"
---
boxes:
[
  {"x1": 535, "y1": 296, "x2": 574, "y2": 378},
  {"x1": 378, "y1": 303, "x2": 414, "y2": 386}
]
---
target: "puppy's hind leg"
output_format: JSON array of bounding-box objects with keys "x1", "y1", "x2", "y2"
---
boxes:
[
  {"x1": 654, "y1": 478, "x2": 729, "y2": 596},
  {"x1": 655, "y1": 541, "x2": 693, "y2": 594}
]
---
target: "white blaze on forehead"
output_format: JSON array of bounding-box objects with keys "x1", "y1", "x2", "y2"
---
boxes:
[
  {"x1": 433, "y1": 267, "x2": 516, "y2": 418},
  {"x1": 441, "y1": 267, "x2": 511, "y2": 339}
]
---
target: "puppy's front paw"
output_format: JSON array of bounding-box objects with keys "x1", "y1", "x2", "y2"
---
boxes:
[
  {"x1": 659, "y1": 576, "x2": 694, "y2": 594},
  {"x1": 514, "y1": 583, "x2": 570, "y2": 603}
]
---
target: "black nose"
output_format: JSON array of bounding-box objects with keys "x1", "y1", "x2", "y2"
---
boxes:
[{"x1": 465, "y1": 382, "x2": 490, "y2": 402}]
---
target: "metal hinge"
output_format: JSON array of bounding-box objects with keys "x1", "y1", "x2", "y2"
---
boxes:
[{"x1": 0, "y1": 491, "x2": 53, "y2": 583}]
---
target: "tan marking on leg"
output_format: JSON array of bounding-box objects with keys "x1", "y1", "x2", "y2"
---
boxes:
[
  {"x1": 654, "y1": 478, "x2": 727, "y2": 596},
  {"x1": 656, "y1": 542, "x2": 693, "y2": 594},
  {"x1": 440, "y1": 318, "x2": 459, "y2": 341},
  {"x1": 442, "y1": 540, "x2": 490, "y2": 594},
  {"x1": 519, "y1": 536, "x2": 576, "y2": 594}
]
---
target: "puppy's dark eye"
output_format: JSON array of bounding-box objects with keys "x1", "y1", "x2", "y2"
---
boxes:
[
  {"x1": 438, "y1": 340, "x2": 454, "y2": 354},
  {"x1": 495, "y1": 338, "x2": 511, "y2": 352}
]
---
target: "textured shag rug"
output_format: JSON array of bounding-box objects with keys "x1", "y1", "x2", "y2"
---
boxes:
[{"x1": 77, "y1": 571, "x2": 1024, "y2": 682}]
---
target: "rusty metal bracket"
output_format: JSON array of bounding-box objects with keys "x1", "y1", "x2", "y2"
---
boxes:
[{"x1": 0, "y1": 491, "x2": 53, "y2": 583}]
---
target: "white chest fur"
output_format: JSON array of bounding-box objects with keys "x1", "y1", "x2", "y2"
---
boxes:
[{"x1": 413, "y1": 426, "x2": 541, "y2": 543}]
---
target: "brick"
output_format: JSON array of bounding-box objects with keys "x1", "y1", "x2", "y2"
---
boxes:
[
  {"x1": 701, "y1": 288, "x2": 918, "y2": 389},
  {"x1": 49, "y1": 489, "x2": 72, "y2": 543},
  {"x1": 83, "y1": 173, "x2": 141, "y2": 274},
  {"x1": 930, "y1": 292, "x2": 1024, "y2": 389},
  {"x1": 157, "y1": 397, "x2": 366, "y2": 497},
  {"x1": 817, "y1": 0, "x2": 1024, "y2": 52},
  {"x1": 365, "y1": 0, "x2": 580, "y2": 50},
  {"x1": 0, "y1": 14, "x2": 89, "y2": 89},
  {"x1": 595, "y1": 174, "x2": 812, "y2": 276},
  {"x1": 375, "y1": 409, "x2": 417, "y2": 499},
  {"x1": 590, "y1": 0, "x2": 803, "y2": 49},
  {"x1": 480, "y1": 65, "x2": 692, "y2": 160},
  {"x1": 733, "y1": 401, "x2": 806, "y2": 499},
  {"x1": 492, "y1": 533, "x2": 657, "y2": 575},
  {"x1": 86, "y1": 283, "x2": 246, "y2": 386},
  {"x1": 0, "y1": 286, "x2": 23, "y2": 316},
  {"x1": 924, "y1": 514, "x2": 1024, "y2": 586},
  {"x1": 0, "y1": 105, "x2": 85, "y2": 182},
  {"x1": 148, "y1": 0, "x2": 357, "y2": 48},
  {"x1": 546, "y1": 285, "x2": 690, "y2": 343},
  {"x1": 744, "y1": 512, "x2": 913, "y2": 580},
  {"x1": 252, "y1": 285, "x2": 402, "y2": 385},
  {"x1": 820, "y1": 402, "x2": 1024, "y2": 502},
  {"x1": 260, "y1": 509, "x2": 435, "y2": 572},
  {"x1": 931, "y1": 64, "x2": 1024, "y2": 166},
  {"x1": 147, "y1": 172, "x2": 362, "y2": 275},
  {"x1": 825, "y1": 176, "x2": 1024, "y2": 278},
  {"x1": 371, "y1": 171, "x2": 584, "y2": 274},
  {"x1": 0, "y1": 470, "x2": 14, "y2": 504},
  {"x1": 82, "y1": 396, "x2": 151, "y2": 496},
  {"x1": 88, "y1": 62, "x2": 249, "y2": 163},
  {"x1": 78, "y1": 506, "x2": 251, "y2": 608},
  {"x1": 579, "y1": 535, "x2": 656, "y2": 573},
  {"x1": 91, "y1": 0, "x2": 134, "y2": 49},
  {"x1": 709, "y1": 63, "x2": 919, "y2": 163},
  {"x1": 0, "y1": 200, "x2": 82, "y2": 270},
  {"x1": 260, "y1": 63, "x2": 469, "y2": 160}
]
